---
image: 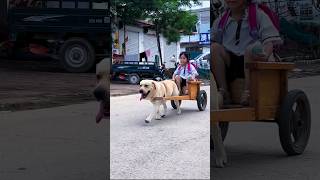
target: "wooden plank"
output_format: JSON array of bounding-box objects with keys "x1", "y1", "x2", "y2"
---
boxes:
[
  {"x1": 256, "y1": 70, "x2": 281, "y2": 119},
  {"x1": 247, "y1": 62, "x2": 295, "y2": 70},
  {"x1": 211, "y1": 108, "x2": 256, "y2": 122},
  {"x1": 188, "y1": 81, "x2": 202, "y2": 84},
  {"x1": 189, "y1": 82, "x2": 198, "y2": 99},
  {"x1": 257, "y1": 106, "x2": 278, "y2": 120},
  {"x1": 164, "y1": 95, "x2": 190, "y2": 101},
  {"x1": 250, "y1": 69, "x2": 258, "y2": 110},
  {"x1": 221, "y1": 104, "x2": 244, "y2": 109},
  {"x1": 280, "y1": 70, "x2": 288, "y2": 102}
]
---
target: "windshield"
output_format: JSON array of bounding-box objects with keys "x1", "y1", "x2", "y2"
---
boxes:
[{"x1": 192, "y1": 54, "x2": 203, "y2": 60}]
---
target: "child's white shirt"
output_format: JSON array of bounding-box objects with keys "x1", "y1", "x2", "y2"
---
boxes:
[
  {"x1": 212, "y1": 8, "x2": 282, "y2": 56},
  {"x1": 173, "y1": 64, "x2": 198, "y2": 80}
]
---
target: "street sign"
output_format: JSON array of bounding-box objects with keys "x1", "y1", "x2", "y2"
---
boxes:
[{"x1": 199, "y1": 33, "x2": 210, "y2": 45}]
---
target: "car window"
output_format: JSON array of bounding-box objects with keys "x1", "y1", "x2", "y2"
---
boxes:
[
  {"x1": 92, "y1": 0, "x2": 108, "y2": 9},
  {"x1": 203, "y1": 54, "x2": 210, "y2": 61},
  {"x1": 62, "y1": 0, "x2": 76, "y2": 8}
]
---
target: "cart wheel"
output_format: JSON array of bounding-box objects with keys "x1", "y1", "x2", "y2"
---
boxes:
[
  {"x1": 128, "y1": 74, "x2": 140, "y2": 84},
  {"x1": 171, "y1": 100, "x2": 182, "y2": 109},
  {"x1": 210, "y1": 122, "x2": 229, "y2": 149},
  {"x1": 197, "y1": 90, "x2": 207, "y2": 111},
  {"x1": 278, "y1": 89, "x2": 311, "y2": 155}
]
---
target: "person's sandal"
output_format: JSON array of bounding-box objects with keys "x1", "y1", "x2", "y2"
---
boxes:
[
  {"x1": 218, "y1": 88, "x2": 231, "y2": 105},
  {"x1": 240, "y1": 90, "x2": 250, "y2": 106}
]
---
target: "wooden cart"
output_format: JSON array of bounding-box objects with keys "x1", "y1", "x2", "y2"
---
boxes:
[
  {"x1": 212, "y1": 62, "x2": 311, "y2": 155},
  {"x1": 164, "y1": 81, "x2": 208, "y2": 111}
]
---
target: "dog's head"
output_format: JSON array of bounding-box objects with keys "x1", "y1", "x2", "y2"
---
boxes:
[
  {"x1": 93, "y1": 58, "x2": 110, "y2": 123},
  {"x1": 139, "y1": 80, "x2": 157, "y2": 100}
]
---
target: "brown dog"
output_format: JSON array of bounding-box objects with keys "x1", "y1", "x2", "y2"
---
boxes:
[{"x1": 93, "y1": 58, "x2": 110, "y2": 123}]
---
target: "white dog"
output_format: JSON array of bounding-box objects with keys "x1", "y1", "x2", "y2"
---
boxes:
[
  {"x1": 139, "y1": 79, "x2": 181, "y2": 123},
  {"x1": 94, "y1": 58, "x2": 110, "y2": 123},
  {"x1": 211, "y1": 73, "x2": 227, "y2": 167}
]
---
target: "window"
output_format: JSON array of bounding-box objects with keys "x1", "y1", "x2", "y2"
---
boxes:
[
  {"x1": 47, "y1": 0, "x2": 60, "y2": 8},
  {"x1": 62, "y1": 0, "x2": 75, "y2": 8},
  {"x1": 92, "y1": 0, "x2": 108, "y2": 9},
  {"x1": 9, "y1": 0, "x2": 44, "y2": 8},
  {"x1": 78, "y1": 0, "x2": 89, "y2": 9},
  {"x1": 203, "y1": 54, "x2": 210, "y2": 61}
]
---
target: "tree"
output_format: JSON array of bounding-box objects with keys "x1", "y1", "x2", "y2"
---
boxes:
[{"x1": 111, "y1": 0, "x2": 199, "y2": 64}]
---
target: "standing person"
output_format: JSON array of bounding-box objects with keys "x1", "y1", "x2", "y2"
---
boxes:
[
  {"x1": 172, "y1": 52, "x2": 199, "y2": 95},
  {"x1": 211, "y1": 0, "x2": 282, "y2": 105}
]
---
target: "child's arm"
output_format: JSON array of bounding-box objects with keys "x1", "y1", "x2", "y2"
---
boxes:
[
  {"x1": 257, "y1": 10, "x2": 282, "y2": 61},
  {"x1": 211, "y1": 16, "x2": 222, "y2": 43},
  {"x1": 263, "y1": 41, "x2": 274, "y2": 61},
  {"x1": 251, "y1": 41, "x2": 274, "y2": 62},
  {"x1": 257, "y1": 10, "x2": 282, "y2": 47},
  {"x1": 189, "y1": 65, "x2": 199, "y2": 80}
]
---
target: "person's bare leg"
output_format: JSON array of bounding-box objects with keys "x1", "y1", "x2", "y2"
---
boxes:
[
  {"x1": 174, "y1": 75, "x2": 182, "y2": 94},
  {"x1": 211, "y1": 43, "x2": 231, "y2": 103},
  {"x1": 244, "y1": 45, "x2": 254, "y2": 92},
  {"x1": 211, "y1": 43, "x2": 230, "y2": 91},
  {"x1": 185, "y1": 83, "x2": 188, "y2": 95}
]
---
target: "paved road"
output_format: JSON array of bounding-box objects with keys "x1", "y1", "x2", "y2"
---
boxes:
[
  {"x1": 110, "y1": 86, "x2": 210, "y2": 179},
  {"x1": 0, "y1": 102, "x2": 107, "y2": 180},
  {"x1": 213, "y1": 76, "x2": 320, "y2": 180},
  {"x1": 0, "y1": 59, "x2": 96, "y2": 111}
]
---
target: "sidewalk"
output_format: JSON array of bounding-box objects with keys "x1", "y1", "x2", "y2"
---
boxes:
[{"x1": 110, "y1": 83, "x2": 139, "y2": 97}]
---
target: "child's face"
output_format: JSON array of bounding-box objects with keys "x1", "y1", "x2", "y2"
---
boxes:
[
  {"x1": 225, "y1": 0, "x2": 245, "y2": 10},
  {"x1": 179, "y1": 54, "x2": 188, "y2": 65}
]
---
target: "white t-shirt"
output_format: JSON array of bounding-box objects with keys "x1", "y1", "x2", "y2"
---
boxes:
[
  {"x1": 173, "y1": 64, "x2": 198, "y2": 80},
  {"x1": 212, "y1": 8, "x2": 282, "y2": 56}
]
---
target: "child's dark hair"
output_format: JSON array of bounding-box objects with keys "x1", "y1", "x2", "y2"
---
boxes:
[{"x1": 179, "y1": 52, "x2": 190, "y2": 62}]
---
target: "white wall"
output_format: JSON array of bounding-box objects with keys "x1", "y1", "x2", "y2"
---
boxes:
[
  {"x1": 113, "y1": 25, "x2": 180, "y2": 67},
  {"x1": 163, "y1": 41, "x2": 178, "y2": 68},
  {"x1": 117, "y1": 25, "x2": 142, "y2": 56}
]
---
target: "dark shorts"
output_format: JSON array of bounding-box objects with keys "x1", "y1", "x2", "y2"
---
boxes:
[
  {"x1": 181, "y1": 78, "x2": 187, "y2": 87},
  {"x1": 226, "y1": 51, "x2": 245, "y2": 83}
]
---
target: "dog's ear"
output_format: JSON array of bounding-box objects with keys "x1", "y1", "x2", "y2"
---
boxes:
[{"x1": 152, "y1": 81, "x2": 157, "y2": 90}]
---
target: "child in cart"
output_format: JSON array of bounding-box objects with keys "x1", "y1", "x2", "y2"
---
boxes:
[
  {"x1": 211, "y1": 0, "x2": 282, "y2": 105},
  {"x1": 172, "y1": 52, "x2": 199, "y2": 95}
]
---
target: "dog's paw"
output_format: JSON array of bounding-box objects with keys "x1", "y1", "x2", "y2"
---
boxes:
[
  {"x1": 155, "y1": 114, "x2": 161, "y2": 120},
  {"x1": 145, "y1": 120, "x2": 150, "y2": 123},
  {"x1": 214, "y1": 150, "x2": 227, "y2": 168},
  {"x1": 161, "y1": 114, "x2": 166, "y2": 118},
  {"x1": 215, "y1": 156, "x2": 227, "y2": 168},
  {"x1": 177, "y1": 109, "x2": 181, "y2": 115}
]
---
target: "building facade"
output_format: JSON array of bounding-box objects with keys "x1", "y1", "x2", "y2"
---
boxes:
[
  {"x1": 180, "y1": 7, "x2": 210, "y2": 60},
  {"x1": 112, "y1": 22, "x2": 180, "y2": 69}
]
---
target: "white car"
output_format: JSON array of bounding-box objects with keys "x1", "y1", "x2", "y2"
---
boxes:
[{"x1": 190, "y1": 52, "x2": 210, "y2": 70}]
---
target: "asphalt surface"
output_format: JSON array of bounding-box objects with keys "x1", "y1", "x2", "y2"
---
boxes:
[
  {"x1": 0, "y1": 58, "x2": 96, "y2": 111},
  {"x1": 212, "y1": 76, "x2": 320, "y2": 180},
  {"x1": 0, "y1": 102, "x2": 108, "y2": 180},
  {"x1": 110, "y1": 86, "x2": 210, "y2": 179}
]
